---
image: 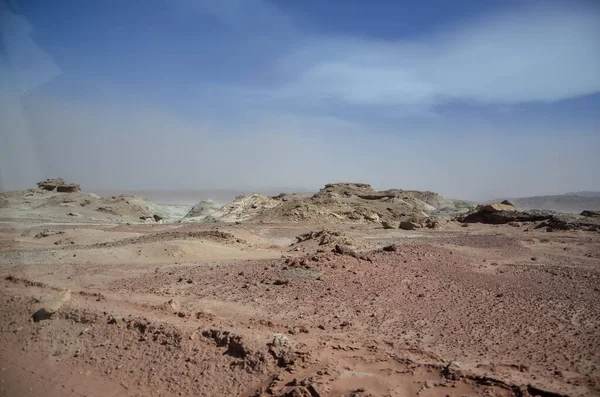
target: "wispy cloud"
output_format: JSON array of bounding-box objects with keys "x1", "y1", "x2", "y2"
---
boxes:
[{"x1": 273, "y1": 3, "x2": 600, "y2": 110}]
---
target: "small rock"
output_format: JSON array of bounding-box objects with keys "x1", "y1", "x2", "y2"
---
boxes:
[
  {"x1": 365, "y1": 213, "x2": 380, "y2": 222},
  {"x1": 333, "y1": 244, "x2": 359, "y2": 258},
  {"x1": 167, "y1": 299, "x2": 181, "y2": 312},
  {"x1": 272, "y1": 333, "x2": 290, "y2": 347},
  {"x1": 273, "y1": 279, "x2": 289, "y2": 286}
]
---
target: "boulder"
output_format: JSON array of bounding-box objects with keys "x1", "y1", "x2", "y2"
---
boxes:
[
  {"x1": 32, "y1": 289, "x2": 71, "y2": 322},
  {"x1": 399, "y1": 221, "x2": 421, "y2": 230},
  {"x1": 333, "y1": 244, "x2": 359, "y2": 258},
  {"x1": 381, "y1": 220, "x2": 399, "y2": 229}
]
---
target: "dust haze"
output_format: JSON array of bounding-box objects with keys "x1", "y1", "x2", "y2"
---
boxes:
[{"x1": 1, "y1": 94, "x2": 599, "y2": 201}]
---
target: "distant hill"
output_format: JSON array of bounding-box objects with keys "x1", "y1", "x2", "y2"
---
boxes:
[
  {"x1": 565, "y1": 191, "x2": 600, "y2": 198},
  {"x1": 498, "y1": 193, "x2": 600, "y2": 213}
]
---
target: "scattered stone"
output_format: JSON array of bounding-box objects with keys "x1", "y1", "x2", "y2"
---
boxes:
[
  {"x1": 339, "y1": 370, "x2": 374, "y2": 379},
  {"x1": 34, "y1": 229, "x2": 65, "y2": 239},
  {"x1": 153, "y1": 214, "x2": 163, "y2": 222},
  {"x1": 425, "y1": 219, "x2": 441, "y2": 229},
  {"x1": 424, "y1": 381, "x2": 436, "y2": 388},
  {"x1": 273, "y1": 279, "x2": 289, "y2": 286}
]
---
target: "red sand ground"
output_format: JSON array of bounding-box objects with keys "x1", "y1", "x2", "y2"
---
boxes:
[{"x1": 1, "y1": 221, "x2": 599, "y2": 396}]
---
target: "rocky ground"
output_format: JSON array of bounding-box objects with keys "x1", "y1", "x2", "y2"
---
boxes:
[{"x1": 1, "y1": 216, "x2": 599, "y2": 397}]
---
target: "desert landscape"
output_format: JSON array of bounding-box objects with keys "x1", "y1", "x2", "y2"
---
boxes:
[{"x1": 0, "y1": 179, "x2": 599, "y2": 397}]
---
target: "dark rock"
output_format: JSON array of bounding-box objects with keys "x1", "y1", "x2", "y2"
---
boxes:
[
  {"x1": 333, "y1": 244, "x2": 359, "y2": 258},
  {"x1": 581, "y1": 210, "x2": 600, "y2": 218},
  {"x1": 399, "y1": 221, "x2": 421, "y2": 230},
  {"x1": 501, "y1": 199, "x2": 516, "y2": 208},
  {"x1": 382, "y1": 244, "x2": 399, "y2": 252}
]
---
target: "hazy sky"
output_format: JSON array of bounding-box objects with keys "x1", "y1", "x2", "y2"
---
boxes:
[{"x1": 1, "y1": 0, "x2": 599, "y2": 200}]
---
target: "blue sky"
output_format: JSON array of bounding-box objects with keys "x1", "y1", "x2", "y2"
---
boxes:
[{"x1": 1, "y1": 0, "x2": 599, "y2": 200}]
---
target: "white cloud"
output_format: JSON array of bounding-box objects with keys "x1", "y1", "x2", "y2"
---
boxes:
[{"x1": 275, "y1": 3, "x2": 600, "y2": 109}]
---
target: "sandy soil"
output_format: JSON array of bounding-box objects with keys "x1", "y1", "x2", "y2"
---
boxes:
[{"x1": 1, "y1": 220, "x2": 599, "y2": 397}]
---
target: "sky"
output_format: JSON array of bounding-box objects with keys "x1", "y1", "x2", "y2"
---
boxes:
[{"x1": 0, "y1": 0, "x2": 599, "y2": 200}]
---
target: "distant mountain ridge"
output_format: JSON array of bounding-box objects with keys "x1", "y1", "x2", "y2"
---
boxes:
[
  {"x1": 494, "y1": 192, "x2": 600, "y2": 213},
  {"x1": 565, "y1": 191, "x2": 600, "y2": 198}
]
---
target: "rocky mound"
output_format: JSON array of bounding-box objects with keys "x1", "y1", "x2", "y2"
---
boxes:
[
  {"x1": 459, "y1": 204, "x2": 600, "y2": 231},
  {"x1": 184, "y1": 200, "x2": 219, "y2": 220},
  {"x1": 255, "y1": 183, "x2": 459, "y2": 224},
  {"x1": 0, "y1": 182, "x2": 177, "y2": 224},
  {"x1": 181, "y1": 183, "x2": 463, "y2": 224},
  {"x1": 209, "y1": 194, "x2": 281, "y2": 222},
  {"x1": 290, "y1": 229, "x2": 355, "y2": 251}
]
